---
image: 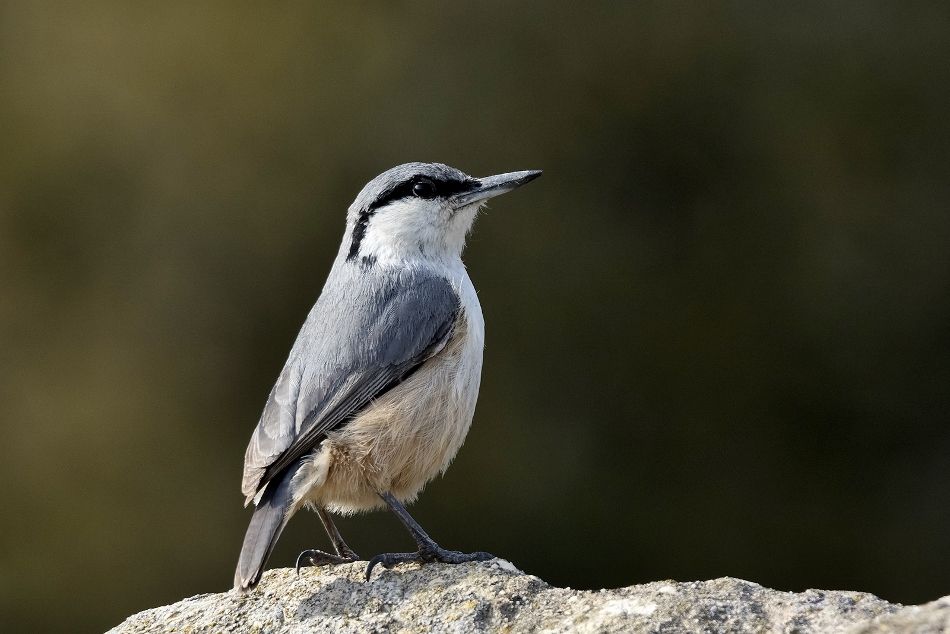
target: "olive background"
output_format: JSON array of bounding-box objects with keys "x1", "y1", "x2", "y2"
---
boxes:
[{"x1": 2, "y1": 3, "x2": 949, "y2": 632}]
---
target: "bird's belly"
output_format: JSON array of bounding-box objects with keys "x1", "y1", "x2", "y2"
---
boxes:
[{"x1": 296, "y1": 309, "x2": 483, "y2": 515}]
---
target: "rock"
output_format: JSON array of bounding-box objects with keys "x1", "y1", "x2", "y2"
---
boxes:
[
  {"x1": 108, "y1": 560, "x2": 948, "y2": 633},
  {"x1": 848, "y1": 596, "x2": 950, "y2": 633}
]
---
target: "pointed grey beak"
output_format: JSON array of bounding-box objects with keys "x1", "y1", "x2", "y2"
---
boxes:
[{"x1": 451, "y1": 169, "x2": 542, "y2": 208}]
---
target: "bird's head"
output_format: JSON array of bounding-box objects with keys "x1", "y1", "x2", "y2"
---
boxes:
[{"x1": 343, "y1": 162, "x2": 541, "y2": 266}]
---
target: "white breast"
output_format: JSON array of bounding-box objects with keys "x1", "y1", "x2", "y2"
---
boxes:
[{"x1": 292, "y1": 265, "x2": 485, "y2": 515}]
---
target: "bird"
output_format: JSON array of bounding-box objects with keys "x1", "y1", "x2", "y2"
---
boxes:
[{"x1": 234, "y1": 162, "x2": 542, "y2": 591}]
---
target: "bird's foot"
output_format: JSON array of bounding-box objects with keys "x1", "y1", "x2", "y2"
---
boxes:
[
  {"x1": 295, "y1": 549, "x2": 359, "y2": 575},
  {"x1": 365, "y1": 545, "x2": 494, "y2": 580}
]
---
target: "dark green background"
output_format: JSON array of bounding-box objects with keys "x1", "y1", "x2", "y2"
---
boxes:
[{"x1": 2, "y1": 3, "x2": 949, "y2": 631}]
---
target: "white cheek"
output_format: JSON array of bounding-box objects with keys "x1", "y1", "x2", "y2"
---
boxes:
[{"x1": 359, "y1": 199, "x2": 459, "y2": 262}]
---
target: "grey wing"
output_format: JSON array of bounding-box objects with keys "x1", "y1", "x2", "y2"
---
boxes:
[{"x1": 241, "y1": 267, "x2": 461, "y2": 504}]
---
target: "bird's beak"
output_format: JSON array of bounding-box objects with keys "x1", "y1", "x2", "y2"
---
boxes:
[{"x1": 451, "y1": 170, "x2": 542, "y2": 208}]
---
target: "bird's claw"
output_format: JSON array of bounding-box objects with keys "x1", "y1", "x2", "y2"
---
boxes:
[
  {"x1": 364, "y1": 547, "x2": 494, "y2": 581},
  {"x1": 295, "y1": 549, "x2": 358, "y2": 576}
]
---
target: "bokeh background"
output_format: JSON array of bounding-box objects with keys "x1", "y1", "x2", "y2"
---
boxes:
[{"x1": 2, "y1": 2, "x2": 949, "y2": 631}]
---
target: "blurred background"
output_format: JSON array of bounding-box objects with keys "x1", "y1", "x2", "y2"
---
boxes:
[{"x1": 2, "y1": 2, "x2": 949, "y2": 631}]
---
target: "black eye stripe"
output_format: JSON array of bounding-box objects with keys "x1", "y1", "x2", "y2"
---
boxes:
[{"x1": 366, "y1": 176, "x2": 477, "y2": 213}]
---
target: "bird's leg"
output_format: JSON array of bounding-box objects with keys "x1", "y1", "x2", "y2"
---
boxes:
[
  {"x1": 295, "y1": 507, "x2": 359, "y2": 574},
  {"x1": 365, "y1": 492, "x2": 494, "y2": 580},
  {"x1": 317, "y1": 507, "x2": 360, "y2": 559}
]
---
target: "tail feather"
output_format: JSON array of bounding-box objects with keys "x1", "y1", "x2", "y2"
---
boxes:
[{"x1": 234, "y1": 464, "x2": 299, "y2": 591}]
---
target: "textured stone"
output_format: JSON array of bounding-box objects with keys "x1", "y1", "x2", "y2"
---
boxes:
[
  {"x1": 846, "y1": 596, "x2": 950, "y2": 634},
  {"x1": 109, "y1": 560, "x2": 948, "y2": 633}
]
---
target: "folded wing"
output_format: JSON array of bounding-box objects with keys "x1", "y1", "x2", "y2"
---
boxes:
[{"x1": 241, "y1": 266, "x2": 461, "y2": 504}]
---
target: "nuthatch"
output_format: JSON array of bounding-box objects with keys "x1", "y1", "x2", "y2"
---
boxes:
[{"x1": 235, "y1": 162, "x2": 541, "y2": 590}]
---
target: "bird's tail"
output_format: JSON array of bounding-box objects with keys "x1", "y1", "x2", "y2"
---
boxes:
[{"x1": 234, "y1": 464, "x2": 300, "y2": 591}]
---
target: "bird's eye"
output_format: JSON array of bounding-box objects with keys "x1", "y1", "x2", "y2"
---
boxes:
[{"x1": 412, "y1": 179, "x2": 437, "y2": 199}]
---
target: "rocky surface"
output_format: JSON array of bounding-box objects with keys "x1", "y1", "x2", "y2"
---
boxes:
[{"x1": 109, "y1": 560, "x2": 949, "y2": 633}]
